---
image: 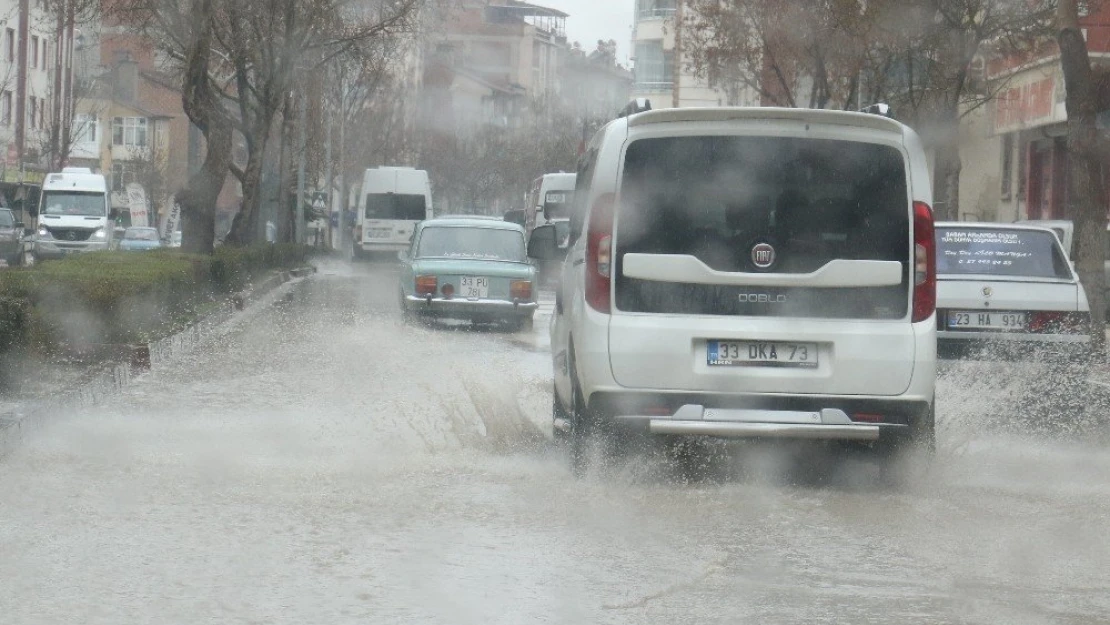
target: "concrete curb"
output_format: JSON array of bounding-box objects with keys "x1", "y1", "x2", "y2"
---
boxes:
[{"x1": 0, "y1": 266, "x2": 314, "y2": 458}]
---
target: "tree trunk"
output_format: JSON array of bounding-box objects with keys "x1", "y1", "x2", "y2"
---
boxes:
[
  {"x1": 1058, "y1": 0, "x2": 1108, "y2": 357},
  {"x1": 931, "y1": 107, "x2": 962, "y2": 222},
  {"x1": 176, "y1": 0, "x2": 232, "y2": 254}
]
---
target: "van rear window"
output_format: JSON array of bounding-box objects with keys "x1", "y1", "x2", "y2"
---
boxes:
[
  {"x1": 366, "y1": 194, "x2": 426, "y2": 220},
  {"x1": 615, "y1": 135, "x2": 910, "y2": 319}
]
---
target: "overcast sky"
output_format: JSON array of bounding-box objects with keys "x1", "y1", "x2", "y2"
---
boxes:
[{"x1": 540, "y1": 0, "x2": 635, "y2": 64}]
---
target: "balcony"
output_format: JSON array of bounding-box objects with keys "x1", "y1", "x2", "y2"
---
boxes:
[
  {"x1": 638, "y1": 8, "x2": 676, "y2": 19},
  {"x1": 633, "y1": 81, "x2": 674, "y2": 95}
]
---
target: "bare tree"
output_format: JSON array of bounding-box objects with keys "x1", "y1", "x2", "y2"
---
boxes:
[{"x1": 212, "y1": 0, "x2": 422, "y2": 245}]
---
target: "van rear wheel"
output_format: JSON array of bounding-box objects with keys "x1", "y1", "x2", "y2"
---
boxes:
[{"x1": 877, "y1": 403, "x2": 935, "y2": 488}]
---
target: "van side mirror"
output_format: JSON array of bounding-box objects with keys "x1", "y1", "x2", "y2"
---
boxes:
[
  {"x1": 527, "y1": 224, "x2": 559, "y2": 261},
  {"x1": 397, "y1": 249, "x2": 409, "y2": 262}
]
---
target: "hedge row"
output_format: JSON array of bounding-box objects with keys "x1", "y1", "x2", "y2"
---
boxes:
[{"x1": 0, "y1": 244, "x2": 309, "y2": 354}]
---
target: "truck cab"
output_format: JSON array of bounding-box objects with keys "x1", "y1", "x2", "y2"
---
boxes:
[{"x1": 34, "y1": 167, "x2": 113, "y2": 261}]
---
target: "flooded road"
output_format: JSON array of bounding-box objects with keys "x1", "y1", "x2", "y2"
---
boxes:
[{"x1": 2, "y1": 260, "x2": 1109, "y2": 624}]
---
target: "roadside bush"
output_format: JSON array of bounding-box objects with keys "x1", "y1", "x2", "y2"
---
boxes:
[
  {"x1": 0, "y1": 296, "x2": 28, "y2": 352},
  {"x1": 0, "y1": 244, "x2": 311, "y2": 355}
]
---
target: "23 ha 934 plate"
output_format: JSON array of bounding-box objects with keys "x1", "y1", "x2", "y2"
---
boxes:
[
  {"x1": 708, "y1": 340, "x2": 819, "y2": 368},
  {"x1": 947, "y1": 311, "x2": 1027, "y2": 330}
]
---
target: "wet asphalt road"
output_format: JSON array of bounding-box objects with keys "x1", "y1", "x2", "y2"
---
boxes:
[{"x1": 2, "y1": 259, "x2": 1109, "y2": 624}]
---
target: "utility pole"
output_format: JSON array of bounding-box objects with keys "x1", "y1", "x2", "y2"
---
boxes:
[
  {"x1": 337, "y1": 71, "x2": 348, "y2": 252},
  {"x1": 672, "y1": 0, "x2": 683, "y2": 109},
  {"x1": 295, "y1": 91, "x2": 307, "y2": 245},
  {"x1": 15, "y1": 0, "x2": 29, "y2": 164},
  {"x1": 323, "y1": 93, "x2": 332, "y2": 249},
  {"x1": 50, "y1": 0, "x2": 65, "y2": 169}
]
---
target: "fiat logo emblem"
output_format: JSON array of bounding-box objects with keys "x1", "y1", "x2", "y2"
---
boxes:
[
  {"x1": 751, "y1": 242, "x2": 775, "y2": 269},
  {"x1": 982, "y1": 286, "x2": 993, "y2": 298}
]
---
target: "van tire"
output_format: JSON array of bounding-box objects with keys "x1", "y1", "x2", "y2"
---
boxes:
[{"x1": 877, "y1": 402, "x2": 935, "y2": 488}]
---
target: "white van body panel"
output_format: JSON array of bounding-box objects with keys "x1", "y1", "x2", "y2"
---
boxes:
[
  {"x1": 357, "y1": 167, "x2": 433, "y2": 253},
  {"x1": 35, "y1": 169, "x2": 114, "y2": 258},
  {"x1": 526, "y1": 173, "x2": 576, "y2": 235}
]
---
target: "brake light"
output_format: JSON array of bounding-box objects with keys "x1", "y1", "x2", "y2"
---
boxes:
[
  {"x1": 912, "y1": 201, "x2": 936, "y2": 323},
  {"x1": 586, "y1": 193, "x2": 616, "y2": 312},
  {"x1": 510, "y1": 280, "x2": 533, "y2": 301},
  {"x1": 415, "y1": 275, "x2": 437, "y2": 296},
  {"x1": 852, "y1": 413, "x2": 884, "y2": 423},
  {"x1": 1030, "y1": 311, "x2": 1090, "y2": 334}
]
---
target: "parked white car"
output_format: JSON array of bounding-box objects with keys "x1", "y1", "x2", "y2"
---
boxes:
[
  {"x1": 936, "y1": 222, "x2": 1091, "y2": 359},
  {"x1": 532, "y1": 105, "x2": 937, "y2": 476}
]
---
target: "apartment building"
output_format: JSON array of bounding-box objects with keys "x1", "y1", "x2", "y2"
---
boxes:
[
  {"x1": 958, "y1": 3, "x2": 1110, "y2": 223},
  {"x1": 630, "y1": 0, "x2": 758, "y2": 109},
  {"x1": 0, "y1": 0, "x2": 74, "y2": 223}
]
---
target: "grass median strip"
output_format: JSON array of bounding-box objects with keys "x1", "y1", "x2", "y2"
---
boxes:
[{"x1": 0, "y1": 245, "x2": 310, "y2": 371}]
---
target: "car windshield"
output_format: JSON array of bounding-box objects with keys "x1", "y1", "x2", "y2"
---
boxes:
[
  {"x1": 936, "y1": 227, "x2": 1072, "y2": 279},
  {"x1": 41, "y1": 191, "x2": 105, "y2": 217},
  {"x1": 125, "y1": 228, "x2": 159, "y2": 241},
  {"x1": 0, "y1": 210, "x2": 13, "y2": 228},
  {"x1": 416, "y1": 226, "x2": 525, "y2": 261},
  {"x1": 365, "y1": 193, "x2": 426, "y2": 220}
]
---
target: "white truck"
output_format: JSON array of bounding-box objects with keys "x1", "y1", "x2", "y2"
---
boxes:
[
  {"x1": 354, "y1": 167, "x2": 433, "y2": 257},
  {"x1": 33, "y1": 167, "x2": 114, "y2": 261}
]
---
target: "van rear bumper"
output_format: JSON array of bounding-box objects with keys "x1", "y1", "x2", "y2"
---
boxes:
[
  {"x1": 590, "y1": 392, "x2": 929, "y2": 442},
  {"x1": 361, "y1": 241, "x2": 408, "y2": 252}
]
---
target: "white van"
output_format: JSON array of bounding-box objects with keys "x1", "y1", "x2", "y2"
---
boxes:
[
  {"x1": 33, "y1": 167, "x2": 113, "y2": 261},
  {"x1": 356, "y1": 167, "x2": 433, "y2": 254},
  {"x1": 525, "y1": 173, "x2": 575, "y2": 235},
  {"x1": 530, "y1": 106, "x2": 937, "y2": 478}
]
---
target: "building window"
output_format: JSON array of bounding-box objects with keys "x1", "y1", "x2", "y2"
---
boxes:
[
  {"x1": 1001, "y1": 134, "x2": 1014, "y2": 200},
  {"x1": 111, "y1": 162, "x2": 134, "y2": 193},
  {"x1": 1, "y1": 92, "x2": 10, "y2": 127},
  {"x1": 112, "y1": 117, "x2": 148, "y2": 147},
  {"x1": 30, "y1": 35, "x2": 38, "y2": 68},
  {"x1": 42, "y1": 39, "x2": 48, "y2": 71},
  {"x1": 74, "y1": 114, "x2": 99, "y2": 146},
  {"x1": 28, "y1": 96, "x2": 36, "y2": 129},
  {"x1": 634, "y1": 41, "x2": 673, "y2": 89},
  {"x1": 5, "y1": 29, "x2": 14, "y2": 63},
  {"x1": 40, "y1": 98, "x2": 46, "y2": 129}
]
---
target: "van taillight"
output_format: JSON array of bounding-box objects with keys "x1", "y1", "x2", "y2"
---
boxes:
[
  {"x1": 912, "y1": 201, "x2": 936, "y2": 323},
  {"x1": 1030, "y1": 311, "x2": 1090, "y2": 334},
  {"x1": 586, "y1": 193, "x2": 616, "y2": 313}
]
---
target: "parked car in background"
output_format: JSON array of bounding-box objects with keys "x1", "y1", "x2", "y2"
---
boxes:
[
  {"x1": 118, "y1": 227, "x2": 164, "y2": 251},
  {"x1": 0, "y1": 207, "x2": 24, "y2": 267},
  {"x1": 936, "y1": 222, "x2": 1090, "y2": 359},
  {"x1": 540, "y1": 105, "x2": 937, "y2": 477},
  {"x1": 398, "y1": 217, "x2": 537, "y2": 330}
]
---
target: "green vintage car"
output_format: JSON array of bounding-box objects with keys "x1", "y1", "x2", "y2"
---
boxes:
[{"x1": 398, "y1": 216, "x2": 538, "y2": 330}]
